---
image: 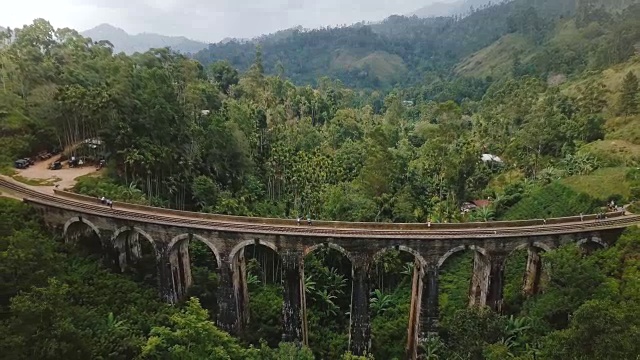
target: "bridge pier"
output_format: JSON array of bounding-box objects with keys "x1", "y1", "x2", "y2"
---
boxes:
[
  {"x1": 487, "y1": 255, "x2": 505, "y2": 312},
  {"x1": 157, "y1": 244, "x2": 177, "y2": 304},
  {"x1": 216, "y1": 257, "x2": 239, "y2": 333},
  {"x1": 281, "y1": 250, "x2": 307, "y2": 345},
  {"x1": 233, "y1": 248, "x2": 250, "y2": 334},
  {"x1": 424, "y1": 265, "x2": 439, "y2": 334},
  {"x1": 406, "y1": 260, "x2": 424, "y2": 360},
  {"x1": 409, "y1": 265, "x2": 440, "y2": 359},
  {"x1": 168, "y1": 238, "x2": 192, "y2": 301},
  {"x1": 349, "y1": 256, "x2": 371, "y2": 356},
  {"x1": 523, "y1": 247, "x2": 542, "y2": 297},
  {"x1": 469, "y1": 252, "x2": 504, "y2": 311},
  {"x1": 469, "y1": 251, "x2": 490, "y2": 307}
]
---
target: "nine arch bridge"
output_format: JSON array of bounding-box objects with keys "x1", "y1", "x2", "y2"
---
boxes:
[{"x1": 1, "y1": 177, "x2": 638, "y2": 359}]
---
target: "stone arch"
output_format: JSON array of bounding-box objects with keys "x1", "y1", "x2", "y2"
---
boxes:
[
  {"x1": 437, "y1": 244, "x2": 487, "y2": 268},
  {"x1": 63, "y1": 216, "x2": 101, "y2": 242},
  {"x1": 304, "y1": 243, "x2": 353, "y2": 263},
  {"x1": 229, "y1": 239, "x2": 279, "y2": 264},
  {"x1": 373, "y1": 245, "x2": 427, "y2": 270},
  {"x1": 168, "y1": 233, "x2": 222, "y2": 268},
  {"x1": 577, "y1": 237, "x2": 607, "y2": 249},
  {"x1": 111, "y1": 226, "x2": 155, "y2": 247}
]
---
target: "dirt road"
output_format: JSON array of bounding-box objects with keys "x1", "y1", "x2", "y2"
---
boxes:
[{"x1": 14, "y1": 155, "x2": 102, "y2": 193}]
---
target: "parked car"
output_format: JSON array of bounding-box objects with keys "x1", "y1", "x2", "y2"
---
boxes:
[
  {"x1": 23, "y1": 158, "x2": 35, "y2": 166},
  {"x1": 38, "y1": 151, "x2": 52, "y2": 160},
  {"x1": 14, "y1": 159, "x2": 29, "y2": 169},
  {"x1": 50, "y1": 161, "x2": 62, "y2": 170}
]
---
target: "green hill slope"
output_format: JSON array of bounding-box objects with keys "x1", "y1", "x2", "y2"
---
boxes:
[
  {"x1": 454, "y1": 34, "x2": 533, "y2": 78},
  {"x1": 193, "y1": 0, "x2": 578, "y2": 88}
]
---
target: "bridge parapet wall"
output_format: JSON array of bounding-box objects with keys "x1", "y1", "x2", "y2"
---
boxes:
[{"x1": 53, "y1": 189, "x2": 624, "y2": 230}]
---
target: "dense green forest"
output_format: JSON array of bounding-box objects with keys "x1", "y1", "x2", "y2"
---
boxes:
[
  {"x1": 2, "y1": 0, "x2": 640, "y2": 358},
  {"x1": 193, "y1": 0, "x2": 640, "y2": 89}
]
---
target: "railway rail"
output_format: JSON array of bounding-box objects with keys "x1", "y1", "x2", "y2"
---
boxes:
[{"x1": 2, "y1": 177, "x2": 639, "y2": 239}]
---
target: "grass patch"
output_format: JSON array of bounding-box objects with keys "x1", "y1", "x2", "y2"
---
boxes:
[
  {"x1": 561, "y1": 167, "x2": 631, "y2": 201},
  {"x1": 454, "y1": 34, "x2": 533, "y2": 78},
  {"x1": 605, "y1": 115, "x2": 640, "y2": 144},
  {"x1": 331, "y1": 49, "x2": 408, "y2": 84},
  {"x1": 578, "y1": 140, "x2": 640, "y2": 166},
  {"x1": 564, "y1": 56, "x2": 640, "y2": 111},
  {"x1": 0, "y1": 166, "x2": 17, "y2": 176},
  {"x1": 501, "y1": 182, "x2": 600, "y2": 220},
  {"x1": 11, "y1": 175, "x2": 61, "y2": 186}
]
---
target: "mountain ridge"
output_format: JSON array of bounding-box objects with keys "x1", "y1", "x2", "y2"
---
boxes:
[
  {"x1": 81, "y1": 23, "x2": 208, "y2": 55},
  {"x1": 409, "y1": 0, "x2": 497, "y2": 18}
]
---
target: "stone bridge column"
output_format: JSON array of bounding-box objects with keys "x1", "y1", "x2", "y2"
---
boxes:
[
  {"x1": 168, "y1": 238, "x2": 192, "y2": 301},
  {"x1": 215, "y1": 248, "x2": 250, "y2": 335},
  {"x1": 411, "y1": 264, "x2": 439, "y2": 360},
  {"x1": 487, "y1": 254, "x2": 505, "y2": 312},
  {"x1": 281, "y1": 250, "x2": 307, "y2": 345},
  {"x1": 523, "y1": 247, "x2": 542, "y2": 297},
  {"x1": 349, "y1": 254, "x2": 372, "y2": 356},
  {"x1": 233, "y1": 247, "x2": 250, "y2": 333},
  {"x1": 216, "y1": 254, "x2": 239, "y2": 334},
  {"x1": 406, "y1": 260, "x2": 424, "y2": 360},
  {"x1": 469, "y1": 251, "x2": 490, "y2": 308},
  {"x1": 156, "y1": 243, "x2": 178, "y2": 304},
  {"x1": 113, "y1": 230, "x2": 142, "y2": 272},
  {"x1": 424, "y1": 265, "x2": 439, "y2": 334},
  {"x1": 469, "y1": 252, "x2": 505, "y2": 311}
]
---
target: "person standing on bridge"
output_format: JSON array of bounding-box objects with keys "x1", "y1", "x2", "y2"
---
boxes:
[
  {"x1": 307, "y1": 215, "x2": 312, "y2": 225},
  {"x1": 107, "y1": 199, "x2": 113, "y2": 209},
  {"x1": 297, "y1": 216, "x2": 301, "y2": 226}
]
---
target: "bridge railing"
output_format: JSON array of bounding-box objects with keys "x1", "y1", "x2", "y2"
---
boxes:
[{"x1": 52, "y1": 189, "x2": 625, "y2": 230}]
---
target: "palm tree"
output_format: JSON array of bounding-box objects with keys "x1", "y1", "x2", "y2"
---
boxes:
[
  {"x1": 401, "y1": 262, "x2": 415, "y2": 277},
  {"x1": 470, "y1": 206, "x2": 495, "y2": 222},
  {"x1": 105, "y1": 312, "x2": 128, "y2": 331},
  {"x1": 304, "y1": 274, "x2": 316, "y2": 295},
  {"x1": 498, "y1": 315, "x2": 532, "y2": 353},
  {"x1": 419, "y1": 335, "x2": 444, "y2": 360},
  {"x1": 316, "y1": 289, "x2": 339, "y2": 317},
  {"x1": 369, "y1": 289, "x2": 394, "y2": 316}
]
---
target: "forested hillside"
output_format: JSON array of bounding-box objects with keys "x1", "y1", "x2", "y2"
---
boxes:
[
  {"x1": 2, "y1": 0, "x2": 640, "y2": 358},
  {"x1": 194, "y1": 0, "x2": 581, "y2": 88}
]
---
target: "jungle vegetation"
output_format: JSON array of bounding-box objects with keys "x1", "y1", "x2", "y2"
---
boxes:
[{"x1": 1, "y1": 0, "x2": 640, "y2": 358}]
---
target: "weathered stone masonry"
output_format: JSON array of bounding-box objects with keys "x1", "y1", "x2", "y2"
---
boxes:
[{"x1": 27, "y1": 200, "x2": 632, "y2": 358}]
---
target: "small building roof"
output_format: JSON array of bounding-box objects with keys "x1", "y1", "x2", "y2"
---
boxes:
[
  {"x1": 481, "y1": 153, "x2": 503, "y2": 163},
  {"x1": 471, "y1": 199, "x2": 491, "y2": 208}
]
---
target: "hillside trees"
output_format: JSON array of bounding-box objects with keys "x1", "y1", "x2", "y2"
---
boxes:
[{"x1": 618, "y1": 71, "x2": 639, "y2": 115}]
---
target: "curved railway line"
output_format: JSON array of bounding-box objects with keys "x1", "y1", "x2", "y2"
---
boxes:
[{"x1": 2, "y1": 177, "x2": 639, "y2": 239}]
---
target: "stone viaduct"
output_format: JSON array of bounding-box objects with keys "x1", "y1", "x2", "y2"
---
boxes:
[{"x1": 1, "y1": 177, "x2": 638, "y2": 359}]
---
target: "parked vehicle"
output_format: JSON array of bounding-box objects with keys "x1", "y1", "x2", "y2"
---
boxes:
[
  {"x1": 50, "y1": 161, "x2": 62, "y2": 170},
  {"x1": 23, "y1": 158, "x2": 35, "y2": 166},
  {"x1": 14, "y1": 159, "x2": 29, "y2": 169},
  {"x1": 38, "y1": 151, "x2": 52, "y2": 160}
]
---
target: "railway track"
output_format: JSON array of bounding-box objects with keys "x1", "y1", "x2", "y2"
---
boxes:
[{"x1": 2, "y1": 178, "x2": 639, "y2": 239}]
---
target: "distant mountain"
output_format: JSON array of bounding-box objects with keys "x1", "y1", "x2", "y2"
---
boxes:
[
  {"x1": 409, "y1": 0, "x2": 497, "y2": 18},
  {"x1": 81, "y1": 24, "x2": 208, "y2": 55}
]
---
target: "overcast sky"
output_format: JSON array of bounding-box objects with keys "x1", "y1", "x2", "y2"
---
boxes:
[{"x1": 0, "y1": 0, "x2": 454, "y2": 43}]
